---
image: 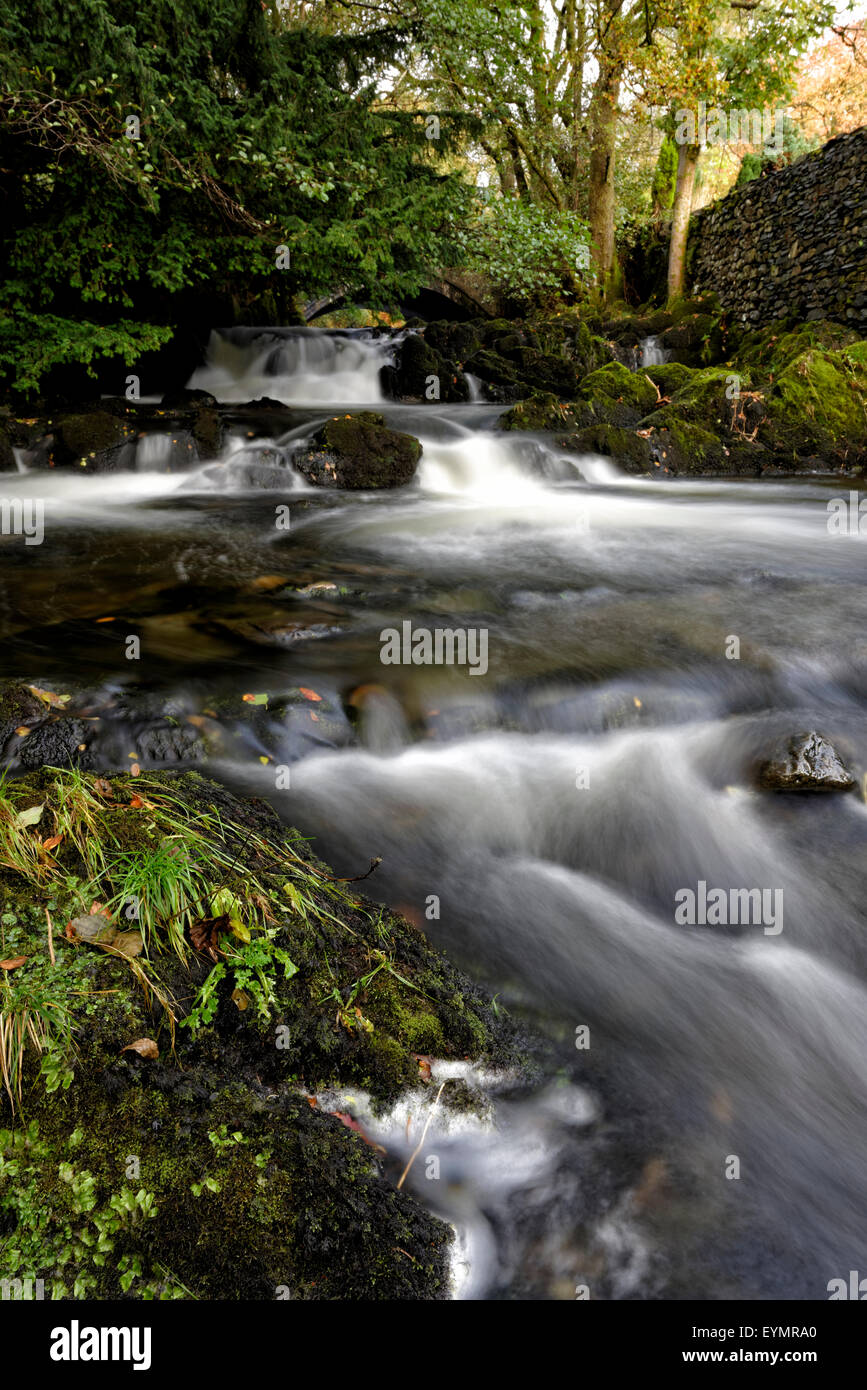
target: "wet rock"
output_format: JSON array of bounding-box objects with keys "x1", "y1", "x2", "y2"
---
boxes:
[
  {"x1": 0, "y1": 682, "x2": 47, "y2": 755},
  {"x1": 160, "y1": 388, "x2": 219, "y2": 410},
  {"x1": 758, "y1": 732, "x2": 856, "y2": 792},
  {"x1": 292, "y1": 412, "x2": 422, "y2": 489},
  {"x1": 30, "y1": 410, "x2": 138, "y2": 471},
  {"x1": 558, "y1": 425, "x2": 652, "y2": 474},
  {"x1": 498, "y1": 393, "x2": 594, "y2": 432},
  {"x1": 0, "y1": 427, "x2": 16, "y2": 472}
]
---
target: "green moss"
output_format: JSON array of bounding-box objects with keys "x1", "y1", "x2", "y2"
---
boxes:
[
  {"x1": 0, "y1": 768, "x2": 525, "y2": 1300},
  {"x1": 581, "y1": 361, "x2": 659, "y2": 417}
]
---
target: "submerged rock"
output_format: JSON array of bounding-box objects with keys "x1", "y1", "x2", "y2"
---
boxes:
[
  {"x1": 758, "y1": 732, "x2": 856, "y2": 792},
  {"x1": 293, "y1": 411, "x2": 422, "y2": 489}
]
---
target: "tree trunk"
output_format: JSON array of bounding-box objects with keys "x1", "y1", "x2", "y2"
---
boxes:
[
  {"x1": 667, "y1": 142, "x2": 700, "y2": 300},
  {"x1": 587, "y1": 61, "x2": 621, "y2": 288}
]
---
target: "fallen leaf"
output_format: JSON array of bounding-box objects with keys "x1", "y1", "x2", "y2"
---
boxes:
[
  {"x1": 67, "y1": 915, "x2": 117, "y2": 945},
  {"x1": 231, "y1": 988, "x2": 249, "y2": 1011},
  {"x1": 129, "y1": 796, "x2": 144, "y2": 809},
  {"x1": 94, "y1": 778, "x2": 114, "y2": 797},
  {"x1": 242, "y1": 692, "x2": 269, "y2": 706},
  {"x1": 248, "y1": 575, "x2": 288, "y2": 591},
  {"x1": 16, "y1": 803, "x2": 44, "y2": 827},
  {"x1": 109, "y1": 930, "x2": 144, "y2": 959},
  {"x1": 299, "y1": 687, "x2": 322, "y2": 702},
  {"x1": 96, "y1": 616, "x2": 115, "y2": 623},
  {"x1": 130, "y1": 763, "x2": 141, "y2": 777},
  {"x1": 121, "y1": 1037, "x2": 158, "y2": 1060},
  {"x1": 190, "y1": 915, "x2": 226, "y2": 958},
  {"x1": 41, "y1": 835, "x2": 62, "y2": 852},
  {"x1": 0, "y1": 956, "x2": 27, "y2": 971},
  {"x1": 14, "y1": 726, "x2": 30, "y2": 737},
  {"x1": 413, "y1": 1054, "x2": 433, "y2": 1082},
  {"x1": 332, "y1": 1111, "x2": 386, "y2": 1154},
  {"x1": 27, "y1": 686, "x2": 71, "y2": 708}
]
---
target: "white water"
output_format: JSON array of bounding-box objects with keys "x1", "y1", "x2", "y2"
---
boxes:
[
  {"x1": 639, "y1": 334, "x2": 670, "y2": 368},
  {"x1": 9, "y1": 324, "x2": 867, "y2": 1301},
  {"x1": 187, "y1": 327, "x2": 391, "y2": 404}
]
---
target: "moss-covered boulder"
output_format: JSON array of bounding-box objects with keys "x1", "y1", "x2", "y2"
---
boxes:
[
  {"x1": 385, "y1": 333, "x2": 469, "y2": 403},
  {"x1": 0, "y1": 768, "x2": 522, "y2": 1300},
  {"x1": 761, "y1": 342, "x2": 867, "y2": 465},
  {"x1": 29, "y1": 409, "x2": 138, "y2": 471},
  {"x1": 293, "y1": 412, "x2": 422, "y2": 489},
  {"x1": 557, "y1": 424, "x2": 652, "y2": 474},
  {"x1": 579, "y1": 361, "x2": 659, "y2": 425},
  {"x1": 497, "y1": 392, "x2": 595, "y2": 432}
]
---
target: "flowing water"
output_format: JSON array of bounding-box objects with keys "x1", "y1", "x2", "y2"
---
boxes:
[{"x1": 4, "y1": 328, "x2": 867, "y2": 1300}]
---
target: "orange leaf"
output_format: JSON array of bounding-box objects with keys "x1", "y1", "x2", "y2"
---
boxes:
[
  {"x1": 299, "y1": 687, "x2": 322, "y2": 702},
  {"x1": 0, "y1": 956, "x2": 27, "y2": 971},
  {"x1": 121, "y1": 1037, "x2": 159, "y2": 1060},
  {"x1": 41, "y1": 835, "x2": 62, "y2": 852},
  {"x1": 130, "y1": 763, "x2": 141, "y2": 777},
  {"x1": 129, "y1": 796, "x2": 144, "y2": 808},
  {"x1": 96, "y1": 616, "x2": 115, "y2": 623}
]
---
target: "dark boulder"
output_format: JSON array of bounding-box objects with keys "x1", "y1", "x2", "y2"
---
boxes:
[
  {"x1": 30, "y1": 410, "x2": 138, "y2": 471},
  {"x1": 758, "y1": 732, "x2": 856, "y2": 792},
  {"x1": 293, "y1": 412, "x2": 422, "y2": 489}
]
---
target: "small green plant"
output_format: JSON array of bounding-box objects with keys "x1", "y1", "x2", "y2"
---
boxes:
[{"x1": 0, "y1": 972, "x2": 75, "y2": 1114}]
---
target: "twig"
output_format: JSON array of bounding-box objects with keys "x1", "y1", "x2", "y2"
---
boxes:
[
  {"x1": 309, "y1": 856, "x2": 382, "y2": 885},
  {"x1": 45, "y1": 908, "x2": 55, "y2": 966},
  {"x1": 397, "y1": 1081, "x2": 446, "y2": 1190}
]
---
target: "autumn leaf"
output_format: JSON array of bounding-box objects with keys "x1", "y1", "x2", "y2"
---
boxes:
[
  {"x1": 299, "y1": 687, "x2": 322, "y2": 702},
  {"x1": 41, "y1": 835, "x2": 62, "y2": 852},
  {"x1": 130, "y1": 763, "x2": 141, "y2": 777},
  {"x1": 242, "y1": 692, "x2": 268, "y2": 705},
  {"x1": 16, "y1": 803, "x2": 44, "y2": 827},
  {"x1": 0, "y1": 956, "x2": 27, "y2": 971},
  {"x1": 109, "y1": 930, "x2": 144, "y2": 959},
  {"x1": 27, "y1": 685, "x2": 71, "y2": 708},
  {"x1": 190, "y1": 915, "x2": 227, "y2": 958},
  {"x1": 413, "y1": 1054, "x2": 433, "y2": 1082},
  {"x1": 121, "y1": 1037, "x2": 159, "y2": 1060},
  {"x1": 231, "y1": 988, "x2": 249, "y2": 1011},
  {"x1": 94, "y1": 778, "x2": 114, "y2": 797},
  {"x1": 332, "y1": 1111, "x2": 386, "y2": 1155}
]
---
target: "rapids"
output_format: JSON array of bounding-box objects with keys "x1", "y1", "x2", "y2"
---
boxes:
[{"x1": 3, "y1": 326, "x2": 867, "y2": 1299}]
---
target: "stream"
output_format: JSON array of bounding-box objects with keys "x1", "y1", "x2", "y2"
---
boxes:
[{"x1": 4, "y1": 327, "x2": 867, "y2": 1300}]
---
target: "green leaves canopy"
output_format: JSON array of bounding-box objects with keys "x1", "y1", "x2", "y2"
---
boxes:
[{"x1": 0, "y1": 0, "x2": 470, "y2": 394}]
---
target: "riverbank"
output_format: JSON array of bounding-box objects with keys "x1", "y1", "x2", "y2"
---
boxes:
[{"x1": 0, "y1": 765, "x2": 532, "y2": 1299}]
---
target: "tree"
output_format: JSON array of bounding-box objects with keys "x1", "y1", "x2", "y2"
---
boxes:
[{"x1": 0, "y1": 0, "x2": 470, "y2": 395}]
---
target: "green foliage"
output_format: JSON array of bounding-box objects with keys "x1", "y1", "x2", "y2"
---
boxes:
[
  {"x1": 0, "y1": 1121, "x2": 186, "y2": 1299},
  {"x1": 0, "y1": 0, "x2": 471, "y2": 395},
  {"x1": 651, "y1": 136, "x2": 678, "y2": 214},
  {"x1": 458, "y1": 196, "x2": 592, "y2": 306}
]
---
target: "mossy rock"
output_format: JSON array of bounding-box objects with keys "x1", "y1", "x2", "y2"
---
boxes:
[
  {"x1": 762, "y1": 345, "x2": 867, "y2": 463},
  {"x1": 292, "y1": 411, "x2": 422, "y2": 489},
  {"x1": 497, "y1": 392, "x2": 594, "y2": 432},
  {"x1": 580, "y1": 361, "x2": 659, "y2": 423},
  {"x1": 643, "y1": 362, "x2": 693, "y2": 398},
  {"x1": 0, "y1": 769, "x2": 525, "y2": 1300},
  {"x1": 32, "y1": 410, "x2": 138, "y2": 471},
  {"x1": 732, "y1": 318, "x2": 860, "y2": 375},
  {"x1": 558, "y1": 424, "x2": 652, "y2": 474},
  {"x1": 639, "y1": 412, "x2": 729, "y2": 475}
]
